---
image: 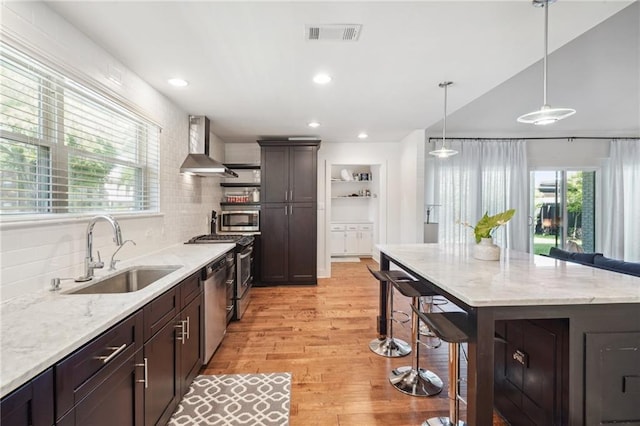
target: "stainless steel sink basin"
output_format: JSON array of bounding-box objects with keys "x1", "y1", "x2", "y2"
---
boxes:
[{"x1": 66, "y1": 265, "x2": 182, "y2": 294}]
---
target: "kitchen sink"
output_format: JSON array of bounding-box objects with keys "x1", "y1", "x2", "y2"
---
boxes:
[{"x1": 66, "y1": 265, "x2": 182, "y2": 294}]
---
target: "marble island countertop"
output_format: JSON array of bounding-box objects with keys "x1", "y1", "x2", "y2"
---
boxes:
[
  {"x1": 378, "y1": 244, "x2": 640, "y2": 307},
  {"x1": 0, "y1": 242, "x2": 234, "y2": 398}
]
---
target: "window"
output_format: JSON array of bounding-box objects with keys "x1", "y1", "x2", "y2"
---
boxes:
[
  {"x1": 0, "y1": 43, "x2": 159, "y2": 217},
  {"x1": 531, "y1": 170, "x2": 596, "y2": 254}
]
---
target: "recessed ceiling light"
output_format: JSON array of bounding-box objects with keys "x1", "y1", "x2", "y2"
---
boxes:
[
  {"x1": 308, "y1": 121, "x2": 320, "y2": 128},
  {"x1": 168, "y1": 78, "x2": 188, "y2": 87},
  {"x1": 358, "y1": 132, "x2": 368, "y2": 139},
  {"x1": 313, "y1": 73, "x2": 332, "y2": 85}
]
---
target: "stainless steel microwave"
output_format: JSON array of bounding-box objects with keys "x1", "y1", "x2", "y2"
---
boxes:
[{"x1": 219, "y1": 210, "x2": 260, "y2": 232}]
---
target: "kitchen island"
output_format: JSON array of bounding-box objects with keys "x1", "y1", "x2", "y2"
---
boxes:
[{"x1": 378, "y1": 243, "x2": 640, "y2": 425}]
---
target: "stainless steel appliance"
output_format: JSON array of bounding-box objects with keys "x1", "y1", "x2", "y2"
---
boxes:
[
  {"x1": 219, "y1": 210, "x2": 260, "y2": 233},
  {"x1": 202, "y1": 256, "x2": 228, "y2": 363},
  {"x1": 185, "y1": 234, "x2": 255, "y2": 322},
  {"x1": 234, "y1": 239, "x2": 253, "y2": 320}
]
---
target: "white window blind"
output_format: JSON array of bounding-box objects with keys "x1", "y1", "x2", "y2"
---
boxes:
[{"x1": 0, "y1": 43, "x2": 160, "y2": 216}]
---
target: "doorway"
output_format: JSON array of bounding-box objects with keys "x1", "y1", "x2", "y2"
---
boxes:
[{"x1": 531, "y1": 170, "x2": 596, "y2": 255}]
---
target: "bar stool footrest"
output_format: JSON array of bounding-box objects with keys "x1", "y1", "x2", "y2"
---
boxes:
[
  {"x1": 369, "y1": 337, "x2": 411, "y2": 357},
  {"x1": 388, "y1": 366, "x2": 443, "y2": 397},
  {"x1": 423, "y1": 418, "x2": 466, "y2": 426}
]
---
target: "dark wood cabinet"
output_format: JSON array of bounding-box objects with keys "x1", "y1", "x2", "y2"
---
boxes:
[
  {"x1": 57, "y1": 350, "x2": 144, "y2": 426},
  {"x1": 260, "y1": 142, "x2": 318, "y2": 203},
  {"x1": 0, "y1": 368, "x2": 53, "y2": 426},
  {"x1": 494, "y1": 319, "x2": 568, "y2": 426},
  {"x1": 259, "y1": 140, "x2": 320, "y2": 285},
  {"x1": 54, "y1": 311, "x2": 144, "y2": 426},
  {"x1": 42, "y1": 270, "x2": 206, "y2": 426},
  {"x1": 585, "y1": 331, "x2": 640, "y2": 424},
  {"x1": 143, "y1": 316, "x2": 180, "y2": 426},
  {"x1": 260, "y1": 203, "x2": 289, "y2": 283},
  {"x1": 178, "y1": 292, "x2": 203, "y2": 395},
  {"x1": 288, "y1": 203, "x2": 317, "y2": 283}
]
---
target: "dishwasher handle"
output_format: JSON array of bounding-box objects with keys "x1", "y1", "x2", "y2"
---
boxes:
[{"x1": 204, "y1": 257, "x2": 228, "y2": 279}]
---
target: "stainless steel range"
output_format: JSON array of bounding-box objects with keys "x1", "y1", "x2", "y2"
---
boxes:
[{"x1": 185, "y1": 233, "x2": 254, "y2": 322}]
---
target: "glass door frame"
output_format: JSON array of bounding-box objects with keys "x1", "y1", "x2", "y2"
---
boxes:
[{"x1": 529, "y1": 167, "x2": 599, "y2": 255}]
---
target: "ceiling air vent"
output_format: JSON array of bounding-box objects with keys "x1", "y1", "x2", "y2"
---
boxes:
[{"x1": 305, "y1": 24, "x2": 362, "y2": 41}]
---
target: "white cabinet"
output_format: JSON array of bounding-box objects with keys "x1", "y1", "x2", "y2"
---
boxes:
[{"x1": 331, "y1": 223, "x2": 373, "y2": 256}]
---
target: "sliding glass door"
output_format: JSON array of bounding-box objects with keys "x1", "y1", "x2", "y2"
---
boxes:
[{"x1": 531, "y1": 170, "x2": 596, "y2": 255}]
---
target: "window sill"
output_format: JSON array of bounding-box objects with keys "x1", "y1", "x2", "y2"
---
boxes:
[{"x1": 0, "y1": 212, "x2": 164, "y2": 231}]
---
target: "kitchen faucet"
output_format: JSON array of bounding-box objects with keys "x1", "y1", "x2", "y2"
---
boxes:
[{"x1": 76, "y1": 215, "x2": 123, "y2": 282}]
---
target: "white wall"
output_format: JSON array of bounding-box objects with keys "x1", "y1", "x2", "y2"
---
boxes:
[
  {"x1": 399, "y1": 130, "x2": 426, "y2": 243},
  {"x1": 0, "y1": 2, "x2": 224, "y2": 300}
]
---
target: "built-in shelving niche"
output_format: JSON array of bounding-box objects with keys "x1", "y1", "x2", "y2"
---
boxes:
[
  {"x1": 220, "y1": 163, "x2": 261, "y2": 208},
  {"x1": 330, "y1": 164, "x2": 380, "y2": 257}
]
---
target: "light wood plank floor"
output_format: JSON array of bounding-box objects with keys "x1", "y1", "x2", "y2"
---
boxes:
[{"x1": 203, "y1": 258, "x2": 508, "y2": 426}]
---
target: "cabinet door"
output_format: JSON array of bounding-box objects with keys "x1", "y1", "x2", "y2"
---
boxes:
[
  {"x1": 144, "y1": 317, "x2": 180, "y2": 426},
  {"x1": 58, "y1": 350, "x2": 144, "y2": 426},
  {"x1": 330, "y1": 231, "x2": 346, "y2": 255},
  {"x1": 288, "y1": 203, "x2": 317, "y2": 283},
  {"x1": 0, "y1": 369, "x2": 53, "y2": 426},
  {"x1": 289, "y1": 145, "x2": 317, "y2": 202},
  {"x1": 261, "y1": 203, "x2": 289, "y2": 283},
  {"x1": 261, "y1": 146, "x2": 289, "y2": 203},
  {"x1": 358, "y1": 229, "x2": 373, "y2": 255},
  {"x1": 345, "y1": 230, "x2": 359, "y2": 255},
  {"x1": 179, "y1": 294, "x2": 203, "y2": 396}
]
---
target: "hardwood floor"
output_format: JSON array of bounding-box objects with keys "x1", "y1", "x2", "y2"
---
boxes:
[{"x1": 203, "y1": 258, "x2": 508, "y2": 426}]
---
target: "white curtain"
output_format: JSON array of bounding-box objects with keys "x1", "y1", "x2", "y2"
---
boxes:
[
  {"x1": 434, "y1": 139, "x2": 529, "y2": 251},
  {"x1": 601, "y1": 139, "x2": 640, "y2": 262}
]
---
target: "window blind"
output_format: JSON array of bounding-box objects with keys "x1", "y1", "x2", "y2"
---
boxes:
[{"x1": 0, "y1": 43, "x2": 160, "y2": 216}]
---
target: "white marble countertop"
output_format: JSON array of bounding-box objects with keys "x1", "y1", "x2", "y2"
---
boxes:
[
  {"x1": 378, "y1": 243, "x2": 640, "y2": 307},
  {"x1": 0, "y1": 243, "x2": 234, "y2": 398}
]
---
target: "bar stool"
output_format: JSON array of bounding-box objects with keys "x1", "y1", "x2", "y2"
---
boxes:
[
  {"x1": 388, "y1": 277, "x2": 444, "y2": 396},
  {"x1": 367, "y1": 265, "x2": 411, "y2": 357},
  {"x1": 411, "y1": 305, "x2": 474, "y2": 426}
]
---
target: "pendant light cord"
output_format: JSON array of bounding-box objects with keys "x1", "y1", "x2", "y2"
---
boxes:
[
  {"x1": 543, "y1": 0, "x2": 549, "y2": 106},
  {"x1": 442, "y1": 83, "x2": 448, "y2": 148}
]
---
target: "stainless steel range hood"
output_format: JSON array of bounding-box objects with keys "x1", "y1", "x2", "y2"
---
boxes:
[{"x1": 180, "y1": 116, "x2": 238, "y2": 177}]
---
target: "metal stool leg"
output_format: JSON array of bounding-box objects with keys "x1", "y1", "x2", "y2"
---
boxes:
[
  {"x1": 423, "y1": 341, "x2": 466, "y2": 426},
  {"x1": 369, "y1": 282, "x2": 411, "y2": 357},
  {"x1": 388, "y1": 295, "x2": 443, "y2": 396}
]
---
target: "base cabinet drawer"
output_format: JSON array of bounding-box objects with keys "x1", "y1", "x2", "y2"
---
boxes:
[
  {"x1": 57, "y1": 350, "x2": 144, "y2": 426},
  {"x1": 55, "y1": 311, "x2": 143, "y2": 422}
]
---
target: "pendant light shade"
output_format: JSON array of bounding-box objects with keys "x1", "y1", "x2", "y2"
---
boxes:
[
  {"x1": 429, "y1": 81, "x2": 458, "y2": 158},
  {"x1": 517, "y1": 0, "x2": 576, "y2": 125}
]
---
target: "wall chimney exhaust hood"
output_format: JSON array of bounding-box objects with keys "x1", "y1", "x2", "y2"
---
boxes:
[{"x1": 180, "y1": 116, "x2": 238, "y2": 177}]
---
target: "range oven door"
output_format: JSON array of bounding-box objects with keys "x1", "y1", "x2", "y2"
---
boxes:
[{"x1": 234, "y1": 244, "x2": 253, "y2": 319}]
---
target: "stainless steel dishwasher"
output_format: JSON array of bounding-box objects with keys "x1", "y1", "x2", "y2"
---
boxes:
[{"x1": 203, "y1": 256, "x2": 228, "y2": 363}]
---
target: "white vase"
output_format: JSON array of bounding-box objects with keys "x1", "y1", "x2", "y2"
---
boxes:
[{"x1": 473, "y1": 237, "x2": 501, "y2": 261}]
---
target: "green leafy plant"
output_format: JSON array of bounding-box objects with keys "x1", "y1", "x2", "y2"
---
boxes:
[{"x1": 461, "y1": 209, "x2": 516, "y2": 243}]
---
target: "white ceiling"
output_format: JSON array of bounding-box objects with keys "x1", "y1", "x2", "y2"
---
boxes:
[{"x1": 45, "y1": 1, "x2": 636, "y2": 143}]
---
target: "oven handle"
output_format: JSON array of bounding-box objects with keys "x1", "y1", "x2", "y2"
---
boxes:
[{"x1": 238, "y1": 246, "x2": 253, "y2": 260}]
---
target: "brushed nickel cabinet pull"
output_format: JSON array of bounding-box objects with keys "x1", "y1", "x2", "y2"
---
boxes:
[
  {"x1": 175, "y1": 321, "x2": 186, "y2": 343},
  {"x1": 185, "y1": 316, "x2": 190, "y2": 340},
  {"x1": 513, "y1": 349, "x2": 528, "y2": 366},
  {"x1": 135, "y1": 357, "x2": 148, "y2": 388},
  {"x1": 96, "y1": 343, "x2": 127, "y2": 364}
]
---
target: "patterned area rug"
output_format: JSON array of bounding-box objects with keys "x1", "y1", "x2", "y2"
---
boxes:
[{"x1": 168, "y1": 373, "x2": 292, "y2": 426}]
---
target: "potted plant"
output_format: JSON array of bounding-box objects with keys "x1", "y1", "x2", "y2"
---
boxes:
[{"x1": 461, "y1": 209, "x2": 515, "y2": 260}]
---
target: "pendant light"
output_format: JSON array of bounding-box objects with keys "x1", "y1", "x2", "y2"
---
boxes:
[
  {"x1": 429, "y1": 81, "x2": 458, "y2": 158},
  {"x1": 517, "y1": 0, "x2": 576, "y2": 125}
]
